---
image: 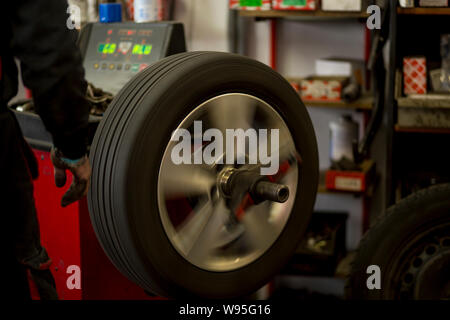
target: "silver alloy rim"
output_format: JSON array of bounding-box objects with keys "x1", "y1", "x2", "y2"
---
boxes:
[{"x1": 157, "y1": 93, "x2": 299, "y2": 272}]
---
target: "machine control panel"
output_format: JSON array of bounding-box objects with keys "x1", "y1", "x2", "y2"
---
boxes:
[{"x1": 80, "y1": 22, "x2": 186, "y2": 95}]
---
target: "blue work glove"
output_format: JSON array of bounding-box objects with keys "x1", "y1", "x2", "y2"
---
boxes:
[{"x1": 50, "y1": 147, "x2": 91, "y2": 207}]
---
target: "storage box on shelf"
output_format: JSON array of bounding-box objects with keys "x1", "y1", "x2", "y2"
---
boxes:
[
  {"x1": 325, "y1": 160, "x2": 375, "y2": 194},
  {"x1": 321, "y1": 0, "x2": 370, "y2": 12},
  {"x1": 300, "y1": 76, "x2": 349, "y2": 102},
  {"x1": 272, "y1": 0, "x2": 317, "y2": 11},
  {"x1": 286, "y1": 77, "x2": 373, "y2": 110},
  {"x1": 403, "y1": 56, "x2": 427, "y2": 95},
  {"x1": 229, "y1": 0, "x2": 272, "y2": 10}
]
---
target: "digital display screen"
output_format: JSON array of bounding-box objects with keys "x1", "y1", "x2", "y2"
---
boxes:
[
  {"x1": 132, "y1": 44, "x2": 152, "y2": 55},
  {"x1": 98, "y1": 43, "x2": 117, "y2": 54},
  {"x1": 84, "y1": 22, "x2": 173, "y2": 95}
]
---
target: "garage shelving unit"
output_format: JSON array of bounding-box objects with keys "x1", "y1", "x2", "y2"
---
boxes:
[
  {"x1": 233, "y1": 6, "x2": 374, "y2": 284},
  {"x1": 234, "y1": 1, "x2": 450, "y2": 286},
  {"x1": 237, "y1": 7, "x2": 373, "y2": 118},
  {"x1": 396, "y1": 7, "x2": 450, "y2": 15},
  {"x1": 237, "y1": 3, "x2": 450, "y2": 210},
  {"x1": 239, "y1": 9, "x2": 369, "y2": 19},
  {"x1": 382, "y1": 1, "x2": 450, "y2": 209},
  {"x1": 235, "y1": 7, "x2": 374, "y2": 195}
]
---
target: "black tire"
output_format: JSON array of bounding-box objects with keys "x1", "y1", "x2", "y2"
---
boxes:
[
  {"x1": 88, "y1": 52, "x2": 318, "y2": 298},
  {"x1": 347, "y1": 183, "x2": 450, "y2": 300}
]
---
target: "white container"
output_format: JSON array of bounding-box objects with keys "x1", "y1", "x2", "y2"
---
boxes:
[
  {"x1": 322, "y1": 0, "x2": 364, "y2": 11},
  {"x1": 134, "y1": 0, "x2": 158, "y2": 23},
  {"x1": 329, "y1": 115, "x2": 359, "y2": 163},
  {"x1": 399, "y1": 0, "x2": 415, "y2": 7}
]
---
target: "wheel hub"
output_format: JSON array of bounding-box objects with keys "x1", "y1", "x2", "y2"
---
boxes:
[
  {"x1": 157, "y1": 93, "x2": 300, "y2": 272},
  {"x1": 397, "y1": 233, "x2": 450, "y2": 300}
]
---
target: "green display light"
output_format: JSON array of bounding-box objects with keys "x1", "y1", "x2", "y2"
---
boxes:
[
  {"x1": 98, "y1": 43, "x2": 117, "y2": 54},
  {"x1": 132, "y1": 44, "x2": 152, "y2": 55}
]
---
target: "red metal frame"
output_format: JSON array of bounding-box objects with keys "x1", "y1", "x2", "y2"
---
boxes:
[
  {"x1": 270, "y1": 19, "x2": 277, "y2": 70},
  {"x1": 32, "y1": 149, "x2": 155, "y2": 300},
  {"x1": 32, "y1": 150, "x2": 81, "y2": 300}
]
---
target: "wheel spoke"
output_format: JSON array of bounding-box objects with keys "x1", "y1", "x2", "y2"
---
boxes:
[
  {"x1": 261, "y1": 129, "x2": 298, "y2": 164},
  {"x1": 207, "y1": 94, "x2": 256, "y2": 132},
  {"x1": 172, "y1": 199, "x2": 215, "y2": 254},
  {"x1": 160, "y1": 144, "x2": 216, "y2": 198},
  {"x1": 161, "y1": 163, "x2": 215, "y2": 198},
  {"x1": 246, "y1": 136, "x2": 299, "y2": 178},
  {"x1": 239, "y1": 202, "x2": 278, "y2": 251},
  {"x1": 186, "y1": 199, "x2": 235, "y2": 259}
]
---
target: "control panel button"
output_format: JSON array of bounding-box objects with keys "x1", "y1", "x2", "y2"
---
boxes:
[
  {"x1": 109, "y1": 64, "x2": 115, "y2": 70},
  {"x1": 93, "y1": 63, "x2": 99, "y2": 69},
  {"x1": 125, "y1": 64, "x2": 131, "y2": 71},
  {"x1": 131, "y1": 64, "x2": 139, "y2": 72},
  {"x1": 101, "y1": 63, "x2": 107, "y2": 70},
  {"x1": 117, "y1": 64, "x2": 122, "y2": 71},
  {"x1": 139, "y1": 64, "x2": 148, "y2": 72}
]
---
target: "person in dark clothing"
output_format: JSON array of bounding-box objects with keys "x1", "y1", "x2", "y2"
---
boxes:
[{"x1": 1, "y1": 0, "x2": 92, "y2": 299}]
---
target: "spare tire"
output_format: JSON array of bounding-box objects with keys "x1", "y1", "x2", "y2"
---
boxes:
[
  {"x1": 347, "y1": 183, "x2": 450, "y2": 300},
  {"x1": 88, "y1": 52, "x2": 318, "y2": 298}
]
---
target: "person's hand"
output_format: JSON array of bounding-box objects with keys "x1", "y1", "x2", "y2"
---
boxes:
[{"x1": 50, "y1": 147, "x2": 91, "y2": 207}]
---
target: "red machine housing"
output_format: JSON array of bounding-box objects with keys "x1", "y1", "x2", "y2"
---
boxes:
[{"x1": 32, "y1": 149, "x2": 155, "y2": 300}]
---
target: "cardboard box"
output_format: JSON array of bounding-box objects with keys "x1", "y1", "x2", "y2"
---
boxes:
[
  {"x1": 301, "y1": 76, "x2": 349, "y2": 102},
  {"x1": 316, "y1": 57, "x2": 367, "y2": 92},
  {"x1": 403, "y1": 56, "x2": 427, "y2": 95},
  {"x1": 325, "y1": 160, "x2": 374, "y2": 193},
  {"x1": 272, "y1": 0, "x2": 317, "y2": 10},
  {"x1": 230, "y1": 0, "x2": 271, "y2": 10},
  {"x1": 321, "y1": 0, "x2": 369, "y2": 12},
  {"x1": 285, "y1": 77, "x2": 302, "y2": 92}
]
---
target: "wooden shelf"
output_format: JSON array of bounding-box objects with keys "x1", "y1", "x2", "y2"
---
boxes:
[
  {"x1": 304, "y1": 96, "x2": 373, "y2": 110},
  {"x1": 395, "y1": 125, "x2": 450, "y2": 134},
  {"x1": 317, "y1": 184, "x2": 362, "y2": 195},
  {"x1": 239, "y1": 9, "x2": 369, "y2": 20},
  {"x1": 397, "y1": 95, "x2": 450, "y2": 109},
  {"x1": 397, "y1": 7, "x2": 450, "y2": 15}
]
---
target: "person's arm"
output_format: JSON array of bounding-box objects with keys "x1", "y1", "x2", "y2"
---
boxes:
[
  {"x1": 10, "y1": 0, "x2": 90, "y2": 159},
  {"x1": 10, "y1": 0, "x2": 92, "y2": 206}
]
